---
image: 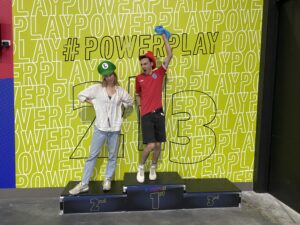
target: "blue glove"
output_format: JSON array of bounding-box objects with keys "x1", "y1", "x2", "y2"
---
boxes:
[
  {"x1": 154, "y1": 25, "x2": 171, "y2": 39},
  {"x1": 155, "y1": 25, "x2": 165, "y2": 34}
]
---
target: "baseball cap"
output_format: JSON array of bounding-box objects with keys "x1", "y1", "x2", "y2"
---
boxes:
[
  {"x1": 139, "y1": 51, "x2": 156, "y2": 69},
  {"x1": 97, "y1": 60, "x2": 116, "y2": 76}
]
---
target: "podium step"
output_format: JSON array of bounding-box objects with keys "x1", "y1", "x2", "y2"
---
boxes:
[
  {"x1": 123, "y1": 172, "x2": 185, "y2": 191},
  {"x1": 60, "y1": 173, "x2": 241, "y2": 214},
  {"x1": 60, "y1": 181, "x2": 126, "y2": 214},
  {"x1": 184, "y1": 179, "x2": 241, "y2": 208},
  {"x1": 124, "y1": 172, "x2": 185, "y2": 211}
]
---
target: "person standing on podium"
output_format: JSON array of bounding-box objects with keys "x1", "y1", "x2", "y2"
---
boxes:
[
  {"x1": 69, "y1": 60, "x2": 134, "y2": 195},
  {"x1": 135, "y1": 26, "x2": 173, "y2": 183}
]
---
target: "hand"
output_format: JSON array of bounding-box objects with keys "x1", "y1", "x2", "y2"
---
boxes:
[
  {"x1": 85, "y1": 97, "x2": 94, "y2": 104},
  {"x1": 154, "y1": 25, "x2": 164, "y2": 34},
  {"x1": 154, "y1": 25, "x2": 171, "y2": 39}
]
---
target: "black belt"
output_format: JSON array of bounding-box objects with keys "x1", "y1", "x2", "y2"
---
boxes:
[
  {"x1": 152, "y1": 108, "x2": 163, "y2": 113},
  {"x1": 143, "y1": 108, "x2": 163, "y2": 117}
]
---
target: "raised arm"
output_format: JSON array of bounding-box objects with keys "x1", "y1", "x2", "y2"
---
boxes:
[{"x1": 162, "y1": 33, "x2": 173, "y2": 69}]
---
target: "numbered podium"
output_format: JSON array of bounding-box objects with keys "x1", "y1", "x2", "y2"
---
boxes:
[
  {"x1": 60, "y1": 172, "x2": 241, "y2": 214},
  {"x1": 124, "y1": 172, "x2": 185, "y2": 211},
  {"x1": 60, "y1": 181, "x2": 126, "y2": 213}
]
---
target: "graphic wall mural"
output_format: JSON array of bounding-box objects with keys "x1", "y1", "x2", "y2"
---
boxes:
[{"x1": 12, "y1": 0, "x2": 263, "y2": 188}]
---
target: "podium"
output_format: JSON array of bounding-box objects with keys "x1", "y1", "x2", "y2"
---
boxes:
[
  {"x1": 183, "y1": 178, "x2": 241, "y2": 208},
  {"x1": 60, "y1": 172, "x2": 241, "y2": 214},
  {"x1": 124, "y1": 172, "x2": 185, "y2": 211},
  {"x1": 60, "y1": 181, "x2": 126, "y2": 214}
]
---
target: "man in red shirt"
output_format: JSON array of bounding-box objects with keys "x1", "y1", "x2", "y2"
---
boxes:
[{"x1": 135, "y1": 32, "x2": 173, "y2": 183}]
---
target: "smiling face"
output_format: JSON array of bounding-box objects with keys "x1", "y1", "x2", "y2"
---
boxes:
[
  {"x1": 102, "y1": 73, "x2": 118, "y2": 87},
  {"x1": 105, "y1": 73, "x2": 115, "y2": 82},
  {"x1": 105, "y1": 73, "x2": 115, "y2": 83},
  {"x1": 140, "y1": 57, "x2": 153, "y2": 75}
]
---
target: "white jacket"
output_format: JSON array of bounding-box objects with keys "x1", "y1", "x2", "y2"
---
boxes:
[{"x1": 78, "y1": 84, "x2": 134, "y2": 132}]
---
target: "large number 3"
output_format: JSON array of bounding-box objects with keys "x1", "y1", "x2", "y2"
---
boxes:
[{"x1": 169, "y1": 90, "x2": 217, "y2": 164}]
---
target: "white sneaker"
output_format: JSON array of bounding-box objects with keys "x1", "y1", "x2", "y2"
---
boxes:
[
  {"x1": 103, "y1": 178, "x2": 111, "y2": 191},
  {"x1": 149, "y1": 165, "x2": 157, "y2": 180},
  {"x1": 136, "y1": 165, "x2": 145, "y2": 183},
  {"x1": 69, "y1": 182, "x2": 89, "y2": 195}
]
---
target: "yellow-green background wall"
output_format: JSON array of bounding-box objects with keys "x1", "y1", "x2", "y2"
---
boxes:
[{"x1": 13, "y1": 0, "x2": 263, "y2": 188}]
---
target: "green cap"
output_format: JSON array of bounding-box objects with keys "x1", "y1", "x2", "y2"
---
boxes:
[{"x1": 97, "y1": 61, "x2": 116, "y2": 76}]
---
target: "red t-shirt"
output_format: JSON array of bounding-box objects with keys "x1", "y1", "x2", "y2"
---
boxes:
[{"x1": 135, "y1": 66, "x2": 166, "y2": 116}]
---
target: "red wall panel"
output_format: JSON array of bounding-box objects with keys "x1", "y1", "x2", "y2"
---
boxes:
[{"x1": 0, "y1": 0, "x2": 13, "y2": 79}]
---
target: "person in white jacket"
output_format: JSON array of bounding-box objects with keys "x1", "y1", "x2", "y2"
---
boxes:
[{"x1": 69, "y1": 60, "x2": 134, "y2": 194}]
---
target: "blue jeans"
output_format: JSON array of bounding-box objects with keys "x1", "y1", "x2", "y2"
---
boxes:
[{"x1": 82, "y1": 127, "x2": 120, "y2": 185}]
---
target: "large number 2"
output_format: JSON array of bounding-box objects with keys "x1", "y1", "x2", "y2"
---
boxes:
[{"x1": 69, "y1": 81, "x2": 124, "y2": 159}]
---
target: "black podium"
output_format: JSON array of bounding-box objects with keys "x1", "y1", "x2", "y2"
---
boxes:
[{"x1": 60, "y1": 172, "x2": 241, "y2": 214}]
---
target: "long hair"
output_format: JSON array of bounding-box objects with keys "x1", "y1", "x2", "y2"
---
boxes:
[{"x1": 102, "y1": 72, "x2": 119, "y2": 87}]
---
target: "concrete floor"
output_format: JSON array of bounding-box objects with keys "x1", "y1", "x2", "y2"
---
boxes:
[{"x1": 0, "y1": 191, "x2": 299, "y2": 225}]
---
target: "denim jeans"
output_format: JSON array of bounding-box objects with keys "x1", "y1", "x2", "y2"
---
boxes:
[{"x1": 82, "y1": 127, "x2": 120, "y2": 185}]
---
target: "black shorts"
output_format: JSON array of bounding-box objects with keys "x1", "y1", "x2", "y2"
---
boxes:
[{"x1": 141, "y1": 108, "x2": 166, "y2": 144}]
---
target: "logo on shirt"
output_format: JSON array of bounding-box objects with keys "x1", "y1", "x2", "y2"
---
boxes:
[
  {"x1": 152, "y1": 73, "x2": 157, "y2": 79},
  {"x1": 139, "y1": 79, "x2": 144, "y2": 83}
]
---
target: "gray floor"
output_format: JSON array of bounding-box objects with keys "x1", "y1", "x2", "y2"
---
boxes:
[{"x1": 0, "y1": 191, "x2": 299, "y2": 225}]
